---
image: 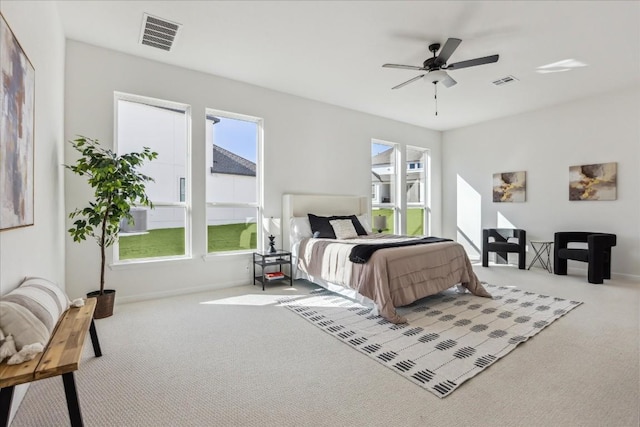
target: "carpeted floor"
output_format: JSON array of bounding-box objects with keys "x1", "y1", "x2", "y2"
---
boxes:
[
  {"x1": 8, "y1": 265, "x2": 640, "y2": 426},
  {"x1": 280, "y1": 284, "x2": 582, "y2": 397}
]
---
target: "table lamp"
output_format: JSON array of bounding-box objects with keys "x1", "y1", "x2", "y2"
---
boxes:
[{"x1": 374, "y1": 215, "x2": 387, "y2": 233}]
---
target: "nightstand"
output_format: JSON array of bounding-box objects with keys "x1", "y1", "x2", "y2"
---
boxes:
[{"x1": 253, "y1": 250, "x2": 293, "y2": 291}]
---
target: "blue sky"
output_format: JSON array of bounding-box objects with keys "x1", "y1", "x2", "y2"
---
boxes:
[
  {"x1": 372, "y1": 142, "x2": 390, "y2": 156},
  {"x1": 212, "y1": 117, "x2": 257, "y2": 163}
]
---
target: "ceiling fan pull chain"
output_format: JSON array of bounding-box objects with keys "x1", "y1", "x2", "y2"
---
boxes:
[{"x1": 434, "y1": 83, "x2": 438, "y2": 116}]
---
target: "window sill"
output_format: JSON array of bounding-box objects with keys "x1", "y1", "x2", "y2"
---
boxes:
[
  {"x1": 202, "y1": 250, "x2": 254, "y2": 262},
  {"x1": 109, "y1": 255, "x2": 193, "y2": 270}
]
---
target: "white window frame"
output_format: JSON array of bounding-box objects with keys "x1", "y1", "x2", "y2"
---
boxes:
[
  {"x1": 205, "y1": 108, "x2": 264, "y2": 255},
  {"x1": 113, "y1": 92, "x2": 192, "y2": 264},
  {"x1": 371, "y1": 139, "x2": 400, "y2": 233},
  {"x1": 406, "y1": 145, "x2": 430, "y2": 236}
]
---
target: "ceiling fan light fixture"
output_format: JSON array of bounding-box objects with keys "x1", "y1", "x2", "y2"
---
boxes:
[{"x1": 425, "y1": 70, "x2": 448, "y2": 84}]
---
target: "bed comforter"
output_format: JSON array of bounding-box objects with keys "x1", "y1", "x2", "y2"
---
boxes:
[{"x1": 296, "y1": 235, "x2": 492, "y2": 323}]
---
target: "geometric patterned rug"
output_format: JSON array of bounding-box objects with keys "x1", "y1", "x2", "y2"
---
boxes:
[{"x1": 279, "y1": 283, "x2": 582, "y2": 398}]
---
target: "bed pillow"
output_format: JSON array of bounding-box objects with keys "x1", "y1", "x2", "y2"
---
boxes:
[
  {"x1": 290, "y1": 216, "x2": 313, "y2": 244},
  {"x1": 308, "y1": 214, "x2": 367, "y2": 238},
  {"x1": 357, "y1": 215, "x2": 371, "y2": 235},
  {"x1": 330, "y1": 219, "x2": 359, "y2": 239},
  {"x1": 0, "y1": 277, "x2": 71, "y2": 364}
]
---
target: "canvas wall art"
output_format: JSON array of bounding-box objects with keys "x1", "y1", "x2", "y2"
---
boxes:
[
  {"x1": 569, "y1": 162, "x2": 617, "y2": 201},
  {"x1": 0, "y1": 13, "x2": 35, "y2": 230},
  {"x1": 493, "y1": 171, "x2": 526, "y2": 202}
]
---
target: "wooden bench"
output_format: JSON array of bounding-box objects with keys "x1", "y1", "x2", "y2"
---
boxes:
[{"x1": 0, "y1": 297, "x2": 102, "y2": 427}]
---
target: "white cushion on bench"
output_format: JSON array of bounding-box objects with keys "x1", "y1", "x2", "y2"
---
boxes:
[{"x1": 0, "y1": 277, "x2": 70, "y2": 363}]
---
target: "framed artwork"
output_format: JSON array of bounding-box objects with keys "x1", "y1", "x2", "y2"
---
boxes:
[
  {"x1": 569, "y1": 162, "x2": 617, "y2": 201},
  {"x1": 493, "y1": 171, "x2": 526, "y2": 202},
  {"x1": 1, "y1": 13, "x2": 35, "y2": 230}
]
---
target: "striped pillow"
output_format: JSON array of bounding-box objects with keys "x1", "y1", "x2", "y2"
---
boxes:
[{"x1": 0, "y1": 277, "x2": 70, "y2": 351}]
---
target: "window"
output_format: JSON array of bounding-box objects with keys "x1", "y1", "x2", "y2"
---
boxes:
[
  {"x1": 114, "y1": 93, "x2": 191, "y2": 262},
  {"x1": 206, "y1": 110, "x2": 262, "y2": 253},
  {"x1": 370, "y1": 141, "x2": 430, "y2": 236},
  {"x1": 406, "y1": 146, "x2": 429, "y2": 236},
  {"x1": 371, "y1": 140, "x2": 397, "y2": 233}
]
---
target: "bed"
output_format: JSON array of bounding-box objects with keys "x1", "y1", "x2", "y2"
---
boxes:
[{"x1": 282, "y1": 194, "x2": 491, "y2": 324}]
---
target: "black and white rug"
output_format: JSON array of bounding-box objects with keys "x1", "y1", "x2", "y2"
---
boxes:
[{"x1": 280, "y1": 284, "x2": 582, "y2": 398}]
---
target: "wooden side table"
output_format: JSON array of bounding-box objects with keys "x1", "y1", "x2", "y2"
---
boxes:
[
  {"x1": 528, "y1": 240, "x2": 553, "y2": 273},
  {"x1": 253, "y1": 250, "x2": 293, "y2": 291}
]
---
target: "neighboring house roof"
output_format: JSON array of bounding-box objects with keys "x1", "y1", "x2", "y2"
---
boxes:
[
  {"x1": 211, "y1": 145, "x2": 256, "y2": 176},
  {"x1": 371, "y1": 147, "x2": 424, "y2": 166},
  {"x1": 372, "y1": 148, "x2": 424, "y2": 183},
  {"x1": 372, "y1": 147, "x2": 393, "y2": 166}
]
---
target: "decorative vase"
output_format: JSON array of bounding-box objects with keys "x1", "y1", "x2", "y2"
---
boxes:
[{"x1": 87, "y1": 289, "x2": 116, "y2": 319}]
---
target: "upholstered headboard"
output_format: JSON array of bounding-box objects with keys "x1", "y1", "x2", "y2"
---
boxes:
[{"x1": 282, "y1": 194, "x2": 369, "y2": 251}]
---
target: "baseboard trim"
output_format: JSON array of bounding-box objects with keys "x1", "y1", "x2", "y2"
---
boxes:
[
  {"x1": 564, "y1": 267, "x2": 639, "y2": 281},
  {"x1": 117, "y1": 279, "x2": 250, "y2": 304}
]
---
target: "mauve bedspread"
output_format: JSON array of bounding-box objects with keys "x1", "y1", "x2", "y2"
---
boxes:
[{"x1": 296, "y1": 236, "x2": 492, "y2": 323}]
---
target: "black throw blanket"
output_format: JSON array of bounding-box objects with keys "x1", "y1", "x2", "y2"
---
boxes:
[{"x1": 349, "y1": 236, "x2": 452, "y2": 264}]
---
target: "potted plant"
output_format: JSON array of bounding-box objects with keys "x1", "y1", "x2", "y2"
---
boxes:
[{"x1": 66, "y1": 136, "x2": 157, "y2": 318}]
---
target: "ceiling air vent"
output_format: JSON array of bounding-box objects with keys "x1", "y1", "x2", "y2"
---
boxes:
[
  {"x1": 139, "y1": 13, "x2": 181, "y2": 52},
  {"x1": 492, "y1": 75, "x2": 519, "y2": 86}
]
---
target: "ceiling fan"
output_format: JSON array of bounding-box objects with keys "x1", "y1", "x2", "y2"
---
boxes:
[{"x1": 383, "y1": 38, "x2": 499, "y2": 90}]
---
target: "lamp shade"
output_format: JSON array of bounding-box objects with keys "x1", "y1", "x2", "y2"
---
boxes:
[
  {"x1": 424, "y1": 69, "x2": 447, "y2": 84},
  {"x1": 373, "y1": 215, "x2": 387, "y2": 232},
  {"x1": 265, "y1": 217, "x2": 281, "y2": 236}
]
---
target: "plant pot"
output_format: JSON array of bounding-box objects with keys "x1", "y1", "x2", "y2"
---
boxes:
[{"x1": 87, "y1": 289, "x2": 116, "y2": 319}]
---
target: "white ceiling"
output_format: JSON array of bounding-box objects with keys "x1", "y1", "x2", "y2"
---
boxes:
[{"x1": 55, "y1": 1, "x2": 640, "y2": 131}]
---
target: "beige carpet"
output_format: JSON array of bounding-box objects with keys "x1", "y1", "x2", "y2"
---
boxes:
[{"x1": 9, "y1": 265, "x2": 640, "y2": 426}]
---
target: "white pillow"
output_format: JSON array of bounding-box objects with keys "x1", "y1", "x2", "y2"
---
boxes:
[
  {"x1": 330, "y1": 219, "x2": 359, "y2": 239},
  {"x1": 357, "y1": 215, "x2": 371, "y2": 234},
  {"x1": 290, "y1": 216, "x2": 313, "y2": 245},
  {"x1": 0, "y1": 277, "x2": 70, "y2": 364}
]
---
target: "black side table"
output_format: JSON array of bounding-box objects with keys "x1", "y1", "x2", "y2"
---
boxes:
[
  {"x1": 253, "y1": 250, "x2": 293, "y2": 291},
  {"x1": 528, "y1": 240, "x2": 553, "y2": 273}
]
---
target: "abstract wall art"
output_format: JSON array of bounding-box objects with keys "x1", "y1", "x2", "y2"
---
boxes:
[
  {"x1": 493, "y1": 171, "x2": 526, "y2": 202},
  {"x1": 1, "y1": 13, "x2": 35, "y2": 230},
  {"x1": 569, "y1": 162, "x2": 617, "y2": 201}
]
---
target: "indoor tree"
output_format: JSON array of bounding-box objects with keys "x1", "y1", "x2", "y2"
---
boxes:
[{"x1": 66, "y1": 135, "x2": 157, "y2": 317}]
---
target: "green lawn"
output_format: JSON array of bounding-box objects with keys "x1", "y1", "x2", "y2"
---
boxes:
[
  {"x1": 373, "y1": 208, "x2": 424, "y2": 236},
  {"x1": 208, "y1": 223, "x2": 256, "y2": 252},
  {"x1": 119, "y1": 223, "x2": 256, "y2": 260},
  {"x1": 119, "y1": 227, "x2": 185, "y2": 259}
]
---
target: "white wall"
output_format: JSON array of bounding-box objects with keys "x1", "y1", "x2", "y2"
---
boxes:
[
  {"x1": 442, "y1": 86, "x2": 640, "y2": 277},
  {"x1": 0, "y1": 1, "x2": 66, "y2": 421},
  {"x1": 64, "y1": 41, "x2": 442, "y2": 302}
]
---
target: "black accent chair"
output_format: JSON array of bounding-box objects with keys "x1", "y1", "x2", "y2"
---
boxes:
[
  {"x1": 482, "y1": 229, "x2": 527, "y2": 269},
  {"x1": 554, "y1": 232, "x2": 616, "y2": 284}
]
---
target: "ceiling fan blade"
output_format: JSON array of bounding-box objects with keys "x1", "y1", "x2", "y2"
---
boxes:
[
  {"x1": 392, "y1": 74, "x2": 425, "y2": 90},
  {"x1": 383, "y1": 63, "x2": 426, "y2": 71},
  {"x1": 446, "y1": 54, "x2": 499, "y2": 70},
  {"x1": 434, "y1": 38, "x2": 461, "y2": 66},
  {"x1": 442, "y1": 73, "x2": 457, "y2": 88}
]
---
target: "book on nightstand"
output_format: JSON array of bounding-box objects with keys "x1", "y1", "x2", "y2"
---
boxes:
[{"x1": 265, "y1": 272, "x2": 285, "y2": 280}]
